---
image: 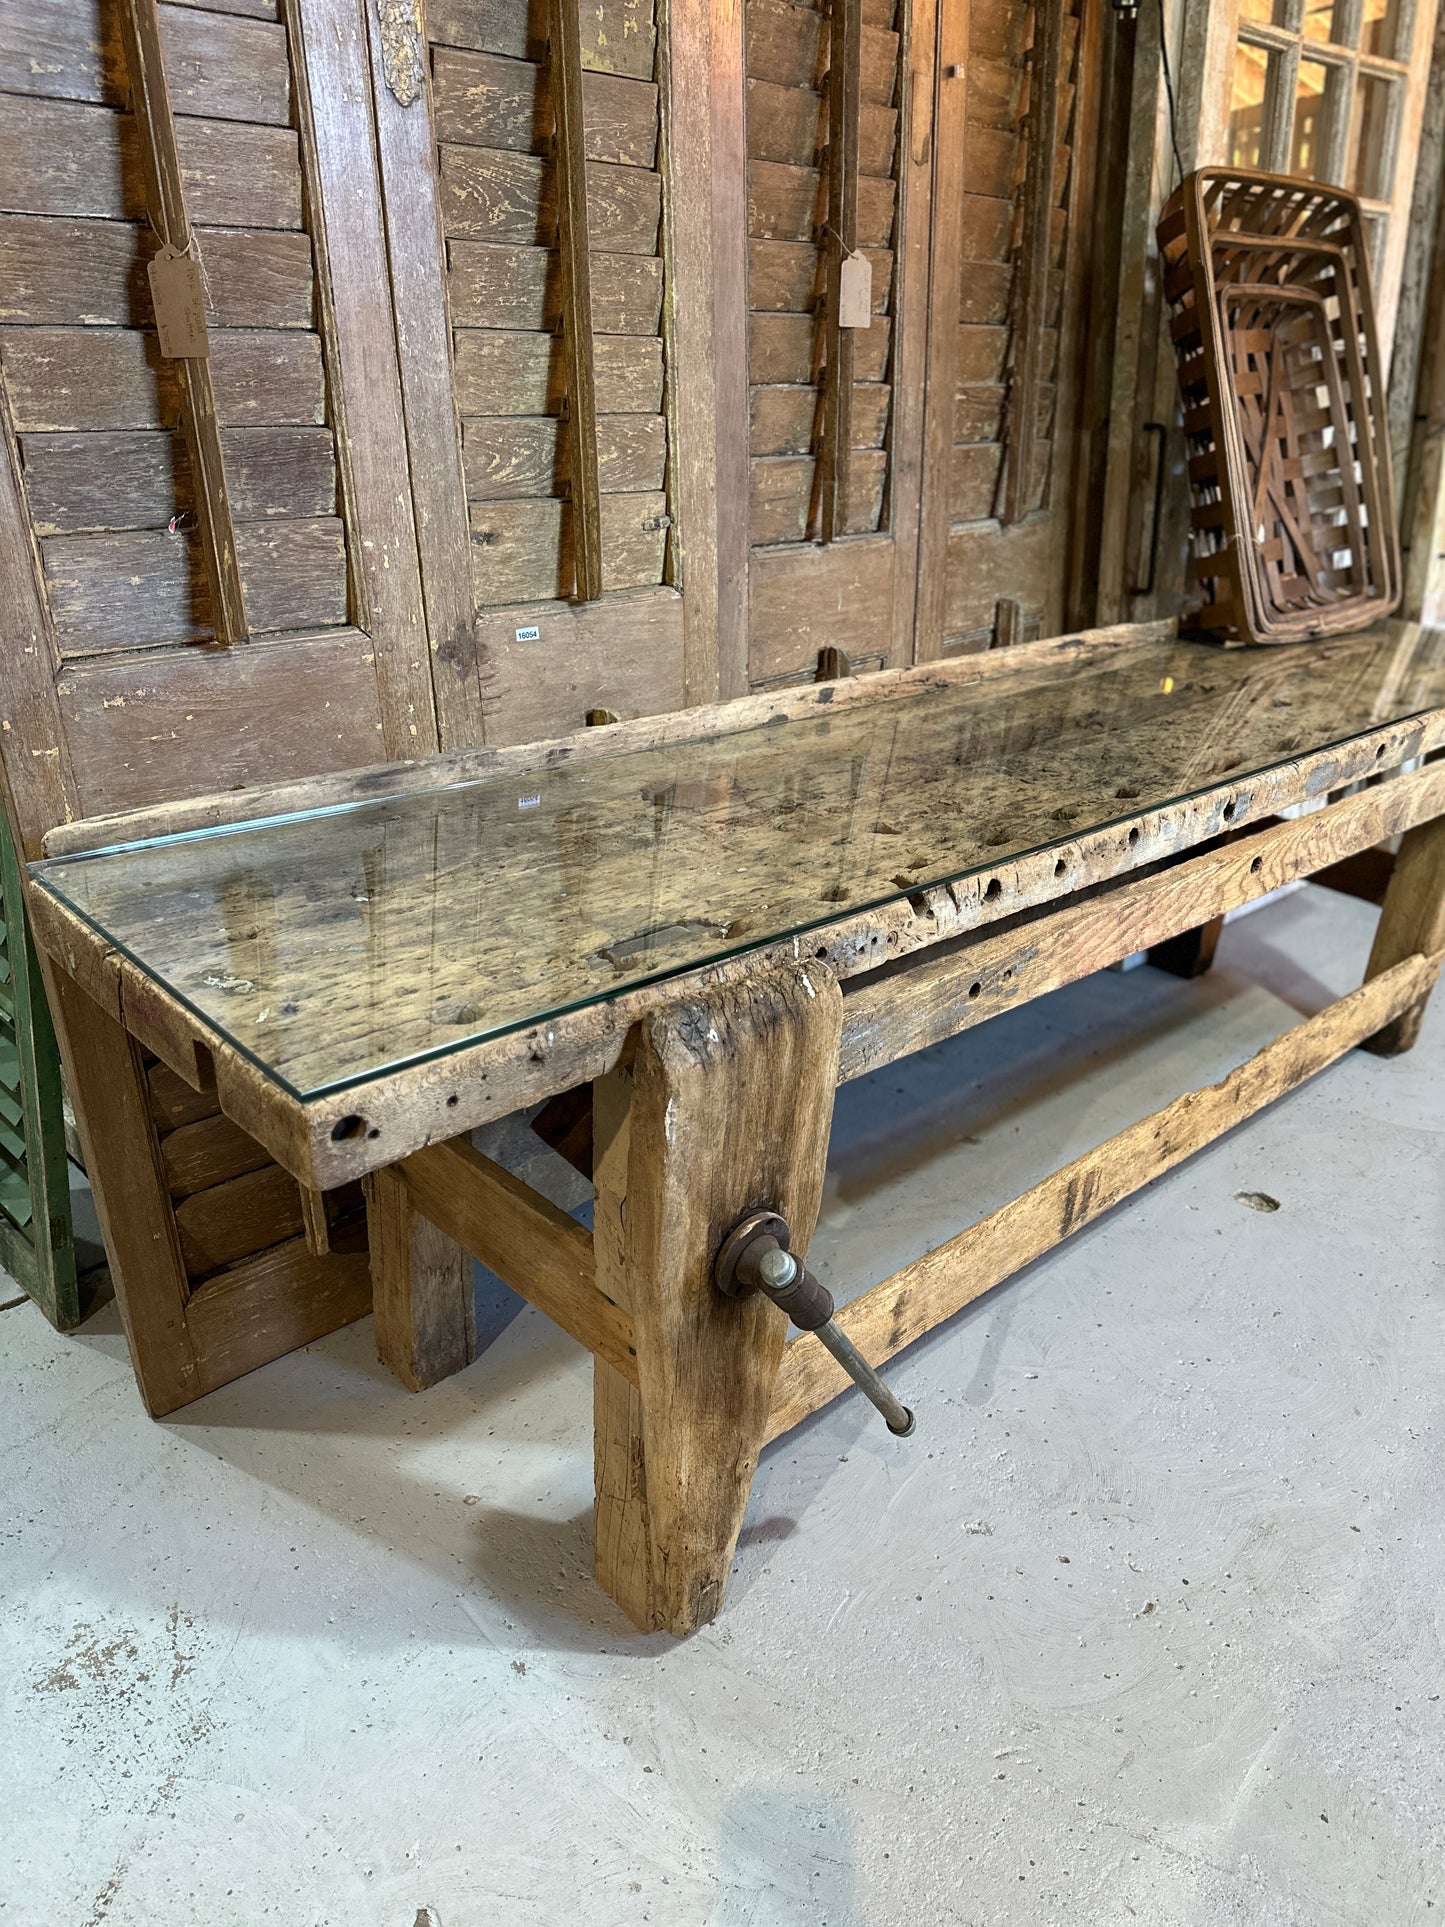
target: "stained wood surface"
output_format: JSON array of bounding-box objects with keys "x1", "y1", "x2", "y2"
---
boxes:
[
  {"x1": 664, "y1": 0, "x2": 748, "y2": 702},
  {"x1": 39, "y1": 952, "x2": 198, "y2": 1415},
  {"x1": 162, "y1": 1110, "x2": 272, "y2": 1197},
  {"x1": 0, "y1": 0, "x2": 360, "y2": 663},
  {"x1": 55, "y1": 630, "x2": 386, "y2": 818},
  {"x1": 768, "y1": 950, "x2": 1442, "y2": 1437},
  {"x1": 742, "y1": 0, "x2": 900, "y2": 571},
  {"x1": 363, "y1": 0, "x2": 487, "y2": 751},
  {"x1": 0, "y1": 0, "x2": 457, "y2": 1427},
  {"x1": 178, "y1": 1226, "x2": 372, "y2": 1406},
  {"x1": 472, "y1": 585, "x2": 685, "y2": 741},
  {"x1": 175, "y1": 1161, "x2": 305, "y2": 1275}
]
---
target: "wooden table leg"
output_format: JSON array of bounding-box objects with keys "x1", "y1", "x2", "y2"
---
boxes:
[
  {"x1": 42, "y1": 956, "x2": 199, "y2": 1414},
  {"x1": 43, "y1": 956, "x2": 374, "y2": 1416},
  {"x1": 364, "y1": 1165, "x2": 476, "y2": 1390},
  {"x1": 1362, "y1": 815, "x2": 1445, "y2": 1055},
  {"x1": 1148, "y1": 914, "x2": 1226, "y2": 979},
  {"x1": 591, "y1": 963, "x2": 842, "y2": 1635}
]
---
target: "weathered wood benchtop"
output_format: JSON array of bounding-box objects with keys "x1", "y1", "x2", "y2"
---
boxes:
[{"x1": 24, "y1": 619, "x2": 1445, "y2": 1193}]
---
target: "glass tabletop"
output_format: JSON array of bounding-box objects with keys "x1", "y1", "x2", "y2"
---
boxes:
[{"x1": 30, "y1": 623, "x2": 1445, "y2": 1102}]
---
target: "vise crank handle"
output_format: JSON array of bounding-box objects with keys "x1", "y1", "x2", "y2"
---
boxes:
[{"x1": 714, "y1": 1211, "x2": 915, "y2": 1437}]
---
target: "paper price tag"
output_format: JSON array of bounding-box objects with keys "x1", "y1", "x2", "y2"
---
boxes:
[
  {"x1": 838, "y1": 250, "x2": 873, "y2": 330},
  {"x1": 148, "y1": 244, "x2": 209, "y2": 360}
]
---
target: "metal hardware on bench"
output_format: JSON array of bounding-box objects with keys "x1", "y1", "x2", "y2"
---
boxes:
[{"x1": 714, "y1": 1210, "x2": 916, "y2": 1437}]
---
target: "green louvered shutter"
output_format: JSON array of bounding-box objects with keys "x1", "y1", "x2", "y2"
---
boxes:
[{"x1": 0, "y1": 809, "x2": 78, "y2": 1329}]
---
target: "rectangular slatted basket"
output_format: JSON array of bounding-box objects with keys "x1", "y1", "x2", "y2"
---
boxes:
[{"x1": 1158, "y1": 168, "x2": 1400, "y2": 645}]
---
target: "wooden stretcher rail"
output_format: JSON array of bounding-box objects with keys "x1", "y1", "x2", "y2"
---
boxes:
[
  {"x1": 766, "y1": 949, "x2": 1442, "y2": 1439},
  {"x1": 27, "y1": 746, "x2": 1445, "y2": 1193},
  {"x1": 395, "y1": 1136, "x2": 639, "y2": 1384}
]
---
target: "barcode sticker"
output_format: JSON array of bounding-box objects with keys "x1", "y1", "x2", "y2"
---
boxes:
[{"x1": 515, "y1": 625, "x2": 541, "y2": 642}]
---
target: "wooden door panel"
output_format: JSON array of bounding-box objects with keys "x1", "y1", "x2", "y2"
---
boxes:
[
  {"x1": 362, "y1": 0, "x2": 723, "y2": 742},
  {"x1": 0, "y1": 5, "x2": 434, "y2": 993},
  {"x1": 917, "y1": 0, "x2": 1099, "y2": 658},
  {"x1": 386, "y1": 0, "x2": 684, "y2": 747},
  {"x1": 749, "y1": 536, "x2": 897, "y2": 681},
  {"x1": 0, "y1": 4, "x2": 353, "y2": 667},
  {"x1": 738, "y1": 0, "x2": 934, "y2": 688},
  {"x1": 0, "y1": 0, "x2": 429, "y2": 1403},
  {"x1": 56, "y1": 632, "x2": 386, "y2": 819},
  {"x1": 0, "y1": 0, "x2": 442, "y2": 863}
]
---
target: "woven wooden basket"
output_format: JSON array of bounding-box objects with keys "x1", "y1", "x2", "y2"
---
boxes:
[{"x1": 1158, "y1": 168, "x2": 1399, "y2": 645}]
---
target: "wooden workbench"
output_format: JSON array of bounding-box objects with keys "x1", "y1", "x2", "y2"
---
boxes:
[{"x1": 24, "y1": 620, "x2": 1445, "y2": 1634}]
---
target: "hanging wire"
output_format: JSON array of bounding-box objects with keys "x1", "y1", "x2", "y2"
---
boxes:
[{"x1": 1155, "y1": 0, "x2": 1187, "y2": 187}]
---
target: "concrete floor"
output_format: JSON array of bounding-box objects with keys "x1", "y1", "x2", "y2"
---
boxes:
[{"x1": 2, "y1": 882, "x2": 1442, "y2": 1927}]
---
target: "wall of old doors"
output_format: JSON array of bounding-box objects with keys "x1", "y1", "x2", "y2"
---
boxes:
[
  {"x1": 16, "y1": 0, "x2": 1355, "y2": 800},
  {"x1": 357, "y1": 0, "x2": 1116, "y2": 740},
  {"x1": 913, "y1": 0, "x2": 1106, "y2": 659},
  {"x1": 0, "y1": 0, "x2": 458, "y2": 847}
]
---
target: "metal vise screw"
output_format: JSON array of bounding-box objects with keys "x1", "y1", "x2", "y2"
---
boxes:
[{"x1": 714, "y1": 1211, "x2": 915, "y2": 1437}]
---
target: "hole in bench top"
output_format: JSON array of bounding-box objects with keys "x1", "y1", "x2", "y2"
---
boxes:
[
  {"x1": 331, "y1": 1114, "x2": 367, "y2": 1142},
  {"x1": 984, "y1": 878, "x2": 1002, "y2": 901}
]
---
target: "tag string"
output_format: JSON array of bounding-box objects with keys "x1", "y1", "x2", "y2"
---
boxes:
[{"x1": 1156, "y1": 0, "x2": 1186, "y2": 187}]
